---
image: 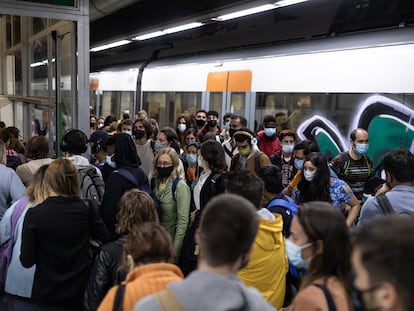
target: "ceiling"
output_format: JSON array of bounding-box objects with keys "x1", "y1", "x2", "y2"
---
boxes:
[{"x1": 89, "y1": 0, "x2": 414, "y2": 72}]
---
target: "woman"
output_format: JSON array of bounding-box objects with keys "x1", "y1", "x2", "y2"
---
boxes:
[
  {"x1": 151, "y1": 147, "x2": 191, "y2": 257},
  {"x1": 179, "y1": 140, "x2": 226, "y2": 276},
  {"x1": 132, "y1": 118, "x2": 154, "y2": 176},
  {"x1": 175, "y1": 115, "x2": 192, "y2": 148},
  {"x1": 182, "y1": 128, "x2": 198, "y2": 149},
  {"x1": 97, "y1": 223, "x2": 183, "y2": 311},
  {"x1": 101, "y1": 133, "x2": 149, "y2": 239},
  {"x1": 296, "y1": 152, "x2": 360, "y2": 226},
  {"x1": 154, "y1": 127, "x2": 181, "y2": 155},
  {"x1": 286, "y1": 201, "x2": 352, "y2": 311},
  {"x1": 0, "y1": 165, "x2": 49, "y2": 311},
  {"x1": 182, "y1": 142, "x2": 200, "y2": 189},
  {"x1": 20, "y1": 158, "x2": 110, "y2": 310},
  {"x1": 84, "y1": 189, "x2": 158, "y2": 311}
]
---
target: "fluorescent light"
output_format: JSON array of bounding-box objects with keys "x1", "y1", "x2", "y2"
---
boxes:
[
  {"x1": 274, "y1": 0, "x2": 309, "y2": 8},
  {"x1": 133, "y1": 22, "x2": 204, "y2": 41},
  {"x1": 213, "y1": 4, "x2": 276, "y2": 21},
  {"x1": 30, "y1": 58, "x2": 55, "y2": 68},
  {"x1": 90, "y1": 40, "x2": 131, "y2": 52}
]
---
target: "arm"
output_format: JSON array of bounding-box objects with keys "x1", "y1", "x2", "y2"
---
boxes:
[
  {"x1": 9, "y1": 171, "x2": 26, "y2": 205},
  {"x1": 88, "y1": 200, "x2": 110, "y2": 244},
  {"x1": 173, "y1": 180, "x2": 191, "y2": 254},
  {"x1": 0, "y1": 202, "x2": 16, "y2": 244},
  {"x1": 344, "y1": 192, "x2": 361, "y2": 227},
  {"x1": 20, "y1": 208, "x2": 37, "y2": 268},
  {"x1": 292, "y1": 286, "x2": 325, "y2": 311}
]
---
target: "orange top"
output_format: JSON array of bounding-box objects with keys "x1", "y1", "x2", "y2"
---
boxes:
[{"x1": 97, "y1": 263, "x2": 183, "y2": 311}]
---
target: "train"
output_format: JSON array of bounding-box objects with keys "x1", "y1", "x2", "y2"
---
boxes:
[{"x1": 90, "y1": 26, "x2": 414, "y2": 167}]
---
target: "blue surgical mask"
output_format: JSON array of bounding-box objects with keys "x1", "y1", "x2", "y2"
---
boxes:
[
  {"x1": 177, "y1": 124, "x2": 186, "y2": 133},
  {"x1": 304, "y1": 170, "x2": 316, "y2": 182},
  {"x1": 285, "y1": 239, "x2": 313, "y2": 269},
  {"x1": 223, "y1": 121, "x2": 230, "y2": 130},
  {"x1": 355, "y1": 143, "x2": 369, "y2": 155},
  {"x1": 186, "y1": 154, "x2": 197, "y2": 165},
  {"x1": 106, "y1": 155, "x2": 116, "y2": 168},
  {"x1": 282, "y1": 144, "x2": 294, "y2": 154},
  {"x1": 264, "y1": 128, "x2": 276, "y2": 137},
  {"x1": 154, "y1": 141, "x2": 168, "y2": 153},
  {"x1": 294, "y1": 158, "x2": 304, "y2": 170},
  {"x1": 122, "y1": 130, "x2": 132, "y2": 136}
]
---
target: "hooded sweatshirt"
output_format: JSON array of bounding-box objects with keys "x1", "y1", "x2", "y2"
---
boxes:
[
  {"x1": 238, "y1": 209, "x2": 288, "y2": 309},
  {"x1": 134, "y1": 270, "x2": 275, "y2": 311}
]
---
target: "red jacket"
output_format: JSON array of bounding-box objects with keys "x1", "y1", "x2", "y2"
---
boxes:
[{"x1": 257, "y1": 130, "x2": 281, "y2": 157}]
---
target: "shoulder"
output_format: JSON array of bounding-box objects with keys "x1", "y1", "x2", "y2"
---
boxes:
[
  {"x1": 133, "y1": 294, "x2": 160, "y2": 311},
  {"x1": 293, "y1": 285, "x2": 326, "y2": 310}
]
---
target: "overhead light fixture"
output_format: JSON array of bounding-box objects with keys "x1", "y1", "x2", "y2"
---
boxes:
[
  {"x1": 274, "y1": 0, "x2": 309, "y2": 8},
  {"x1": 133, "y1": 22, "x2": 204, "y2": 41},
  {"x1": 30, "y1": 58, "x2": 55, "y2": 68},
  {"x1": 213, "y1": 4, "x2": 276, "y2": 21},
  {"x1": 90, "y1": 40, "x2": 131, "y2": 52}
]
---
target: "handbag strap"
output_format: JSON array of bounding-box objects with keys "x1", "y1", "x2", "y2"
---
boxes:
[
  {"x1": 156, "y1": 288, "x2": 186, "y2": 311},
  {"x1": 312, "y1": 283, "x2": 337, "y2": 311},
  {"x1": 376, "y1": 194, "x2": 395, "y2": 214},
  {"x1": 112, "y1": 283, "x2": 126, "y2": 311}
]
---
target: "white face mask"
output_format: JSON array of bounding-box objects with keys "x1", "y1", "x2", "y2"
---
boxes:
[
  {"x1": 177, "y1": 123, "x2": 187, "y2": 133},
  {"x1": 122, "y1": 130, "x2": 132, "y2": 136},
  {"x1": 304, "y1": 170, "x2": 316, "y2": 181},
  {"x1": 282, "y1": 144, "x2": 294, "y2": 154},
  {"x1": 285, "y1": 239, "x2": 313, "y2": 269}
]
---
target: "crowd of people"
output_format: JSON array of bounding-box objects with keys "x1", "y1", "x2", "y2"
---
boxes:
[{"x1": 0, "y1": 110, "x2": 412, "y2": 311}]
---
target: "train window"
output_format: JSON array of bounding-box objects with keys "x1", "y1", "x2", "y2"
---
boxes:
[
  {"x1": 100, "y1": 91, "x2": 134, "y2": 119},
  {"x1": 143, "y1": 92, "x2": 167, "y2": 125},
  {"x1": 29, "y1": 36, "x2": 48, "y2": 97},
  {"x1": 210, "y1": 92, "x2": 222, "y2": 114},
  {"x1": 12, "y1": 16, "x2": 21, "y2": 46},
  {"x1": 230, "y1": 92, "x2": 245, "y2": 116},
  {"x1": 30, "y1": 17, "x2": 48, "y2": 36},
  {"x1": 5, "y1": 16, "x2": 11, "y2": 49},
  {"x1": 14, "y1": 50, "x2": 23, "y2": 95},
  {"x1": 174, "y1": 92, "x2": 201, "y2": 122}
]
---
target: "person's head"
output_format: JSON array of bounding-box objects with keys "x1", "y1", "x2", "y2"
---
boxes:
[
  {"x1": 45, "y1": 158, "x2": 81, "y2": 197},
  {"x1": 122, "y1": 223, "x2": 175, "y2": 273},
  {"x1": 199, "y1": 140, "x2": 225, "y2": 172},
  {"x1": 155, "y1": 127, "x2": 180, "y2": 154},
  {"x1": 382, "y1": 148, "x2": 414, "y2": 188},
  {"x1": 195, "y1": 109, "x2": 207, "y2": 128},
  {"x1": 152, "y1": 147, "x2": 184, "y2": 180},
  {"x1": 121, "y1": 119, "x2": 133, "y2": 135},
  {"x1": 262, "y1": 115, "x2": 277, "y2": 137},
  {"x1": 0, "y1": 140, "x2": 6, "y2": 164},
  {"x1": 206, "y1": 110, "x2": 219, "y2": 128},
  {"x1": 197, "y1": 193, "x2": 259, "y2": 271},
  {"x1": 89, "y1": 130, "x2": 109, "y2": 162},
  {"x1": 122, "y1": 109, "x2": 130, "y2": 120},
  {"x1": 352, "y1": 216, "x2": 414, "y2": 311},
  {"x1": 133, "y1": 118, "x2": 153, "y2": 141},
  {"x1": 222, "y1": 112, "x2": 233, "y2": 129},
  {"x1": 116, "y1": 189, "x2": 158, "y2": 235},
  {"x1": 113, "y1": 133, "x2": 141, "y2": 168},
  {"x1": 90, "y1": 115, "x2": 97, "y2": 131},
  {"x1": 287, "y1": 201, "x2": 351, "y2": 286},
  {"x1": 257, "y1": 165, "x2": 283, "y2": 198},
  {"x1": 350, "y1": 128, "x2": 369, "y2": 155},
  {"x1": 97, "y1": 117, "x2": 105, "y2": 129},
  {"x1": 0, "y1": 121, "x2": 5, "y2": 129},
  {"x1": 104, "y1": 114, "x2": 117, "y2": 127},
  {"x1": 229, "y1": 115, "x2": 247, "y2": 138},
  {"x1": 27, "y1": 135, "x2": 49, "y2": 159},
  {"x1": 60, "y1": 129, "x2": 88, "y2": 155},
  {"x1": 302, "y1": 152, "x2": 330, "y2": 183},
  {"x1": 176, "y1": 115, "x2": 191, "y2": 135},
  {"x1": 293, "y1": 139, "x2": 319, "y2": 170},
  {"x1": 233, "y1": 128, "x2": 256, "y2": 158},
  {"x1": 26, "y1": 164, "x2": 49, "y2": 204},
  {"x1": 278, "y1": 129, "x2": 296, "y2": 155},
  {"x1": 184, "y1": 142, "x2": 199, "y2": 166},
  {"x1": 137, "y1": 110, "x2": 148, "y2": 120},
  {"x1": 183, "y1": 128, "x2": 198, "y2": 146},
  {"x1": 225, "y1": 170, "x2": 264, "y2": 209},
  {"x1": 6, "y1": 126, "x2": 20, "y2": 139},
  {"x1": 149, "y1": 118, "x2": 159, "y2": 139},
  {"x1": 0, "y1": 128, "x2": 11, "y2": 146}
]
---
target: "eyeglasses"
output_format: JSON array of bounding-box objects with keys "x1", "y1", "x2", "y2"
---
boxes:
[{"x1": 156, "y1": 162, "x2": 173, "y2": 167}]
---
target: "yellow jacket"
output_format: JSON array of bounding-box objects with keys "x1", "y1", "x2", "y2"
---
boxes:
[{"x1": 238, "y1": 210, "x2": 288, "y2": 309}]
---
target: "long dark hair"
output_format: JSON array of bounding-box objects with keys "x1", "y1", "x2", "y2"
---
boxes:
[
  {"x1": 298, "y1": 201, "x2": 351, "y2": 288},
  {"x1": 297, "y1": 152, "x2": 331, "y2": 204}
]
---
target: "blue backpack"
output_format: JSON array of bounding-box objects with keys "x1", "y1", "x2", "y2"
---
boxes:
[{"x1": 266, "y1": 195, "x2": 298, "y2": 217}]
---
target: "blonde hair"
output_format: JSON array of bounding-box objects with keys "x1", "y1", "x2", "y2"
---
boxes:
[
  {"x1": 0, "y1": 140, "x2": 6, "y2": 164},
  {"x1": 26, "y1": 164, "x2": 49, "y2": 204},
  {"x1": 152, "y1": 147, "x2": 185, "y2": 180},
  {"x1": 116, "y1": 189, "x2": 158, "y2": 234},
  {"x1": 45, "y1": 158, "x2": 81, "y2": 197}
]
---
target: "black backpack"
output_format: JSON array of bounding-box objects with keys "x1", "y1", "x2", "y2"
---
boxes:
[{"x1": 78, "y1": 165, "x2": 105, "y2": 206}]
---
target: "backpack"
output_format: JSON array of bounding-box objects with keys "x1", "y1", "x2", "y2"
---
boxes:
[
  {"x1": 150, "y1": 177, "x2": 181, "y2": 201},
  {"x1": 233, "y1": 151, "x2": 264, "y2": 175},
  {"x1": 0, "y1": 195, "x2": 30, "y2": 286},
  {"x1": 78, "y1": 165, "x2": 105, "y2": 206},
  {"x1": 113, "y1": 168, "x2": 162, "y2": 217},
  {"x1": 340, "y1": 152, "x2": 372, "y2": 176},
  {"x1": 265, "y1": 195, "x2": 298, "y2": 237}
]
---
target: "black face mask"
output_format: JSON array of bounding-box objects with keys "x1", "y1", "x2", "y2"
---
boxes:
[
  {"x1": 133, "y1": 129, "x2": 146, "y2": 140},
  {"x1": 207, "y1": 120, "x2": 217, "y2": 128},
  {"x1": 196, "y1": 119, "x2": 206, "y2": 127},
  {"x1": 157, "y1": 166, "x2": 173, "y2": 178}
]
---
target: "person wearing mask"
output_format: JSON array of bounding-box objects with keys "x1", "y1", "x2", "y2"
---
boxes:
[
  {"x1": 89, "y1": 130, "x2": 110, "y2": 173},
  {"x1": 133, "y1": 118, "x2": 154, "y2": 176},
  {"x1": 257, "y1": 115, "x2": 281, "y2": 157},
  {"x1": 285, "y1": 201, "x2": 352, "y2": 311},
  {"x1": 220, "y1": 112, "x2": 233, "y2": 141},
  {"x1": 182, "y1": 128, "x2": 198, "y2": 150},
  {"x1": 193, "y1": 109, "x2": 207, "y2": 132},
  {"x1": 119, "y1": 119, "x2": 133, "y2": 136},
  {"x1": 182, "y1": 142, "x2": 200, "y2": 188},
  {"x1": 175, "y1": 115, "x2": 192, "y2": 147},
  {"x1": 197, "y1": 111, "x2": 222, "y2": 142},
  {"x1": 154, "y1": 127, "x2": 181, "y2": 155},
  {"x1": 222, "y1": 115, "x2": 247, "y2": 171},
  {"x1": 151, "y1": 147, "x2": 191, "y2": 257}
]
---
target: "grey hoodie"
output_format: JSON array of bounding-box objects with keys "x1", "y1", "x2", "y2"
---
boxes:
[{"x1": 133, "y1": 270, "x2": 276, "y2": 311}]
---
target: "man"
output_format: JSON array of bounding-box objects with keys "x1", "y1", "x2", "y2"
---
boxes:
[
  {"x1": 119, "y1": 119, "x2": 133, "y2": 136},
  {"x1": 256, "y1": 115, "x2": 281, "y2": 157},
  {"x1": 230, "y1": 128, "x2": 271, "y2": 176},
  {"x1": 197, "y1": 110, "x2": 221, "y2": 142},
  {"x1": 225, "y1": 171, "x2": 287, "y2": 309},
  {"x1": 132, "y1": 118, "x2": 154, "y2": 176},
  {"x1": 134, "y1": 193, "x2": 275, "y2": 311},
  {"x1": 220, "y1": 112, "x2": 233, "y2": 141},
  {"x1": 352, "y1": 216, "x2": 414, "y2": 311},
  {"x1": 222, "y1": 115, "x2": 247, "y2": 170},
  {"x1": 330, "y1": 128, "x2": 373, "y2": 202},
  {"x1": 89, "y1": 130, "x2": 110, "y2": 172},
  {"x1": 359, "y1": 148, "x2": 414, "y2": 225},
  {"x1": 270, "y1": 129, "x2": 297, "y2": 189},
  {"x1": 194, "y1": 109, "x2": 207, "y2": 132}
]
